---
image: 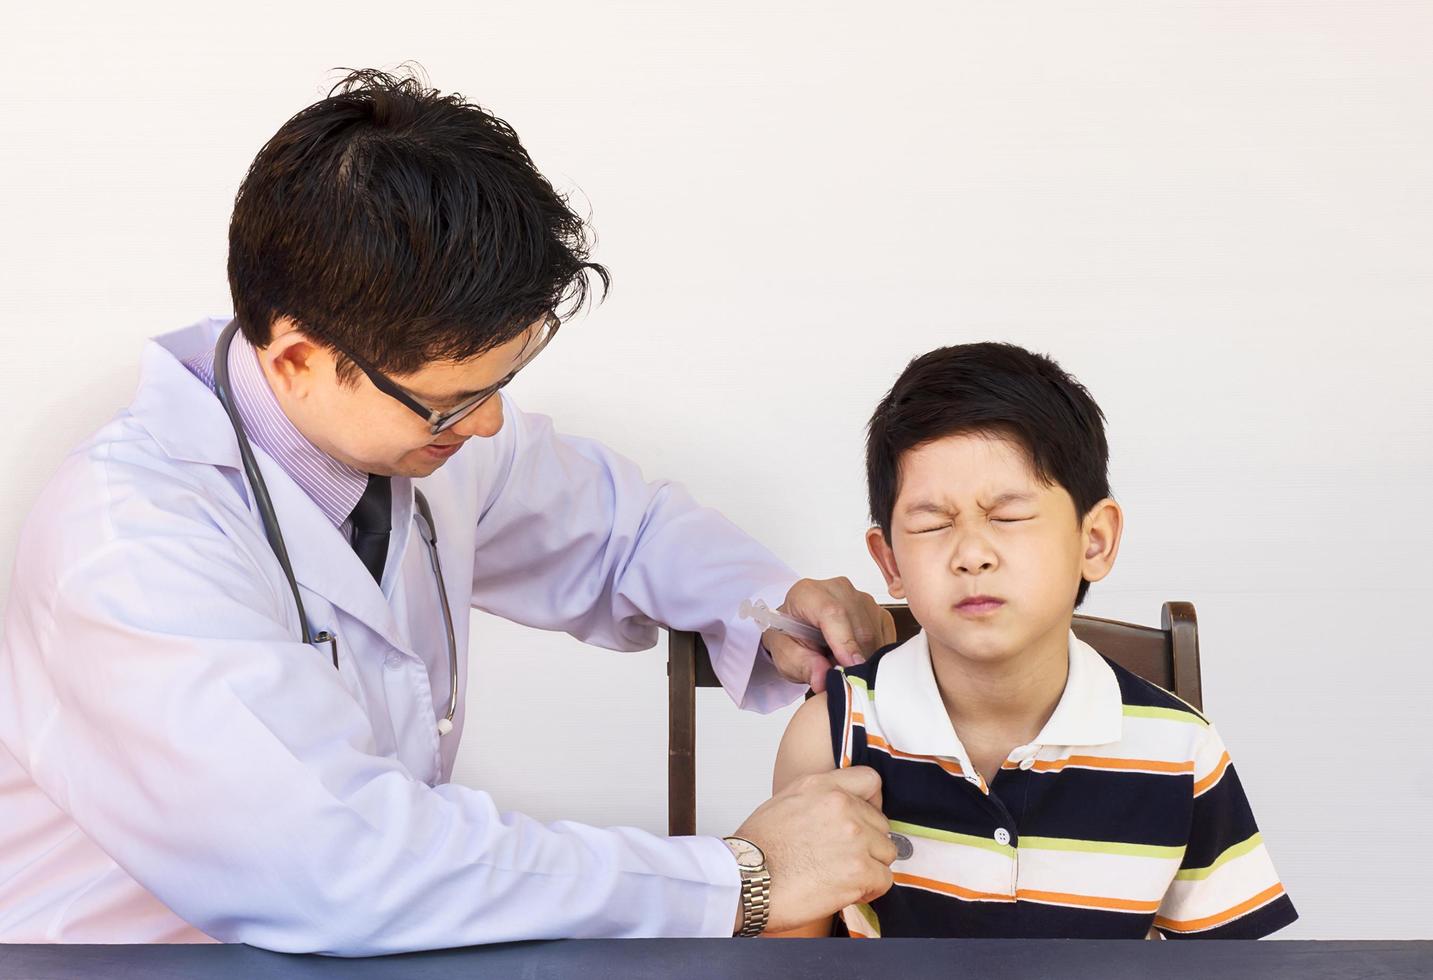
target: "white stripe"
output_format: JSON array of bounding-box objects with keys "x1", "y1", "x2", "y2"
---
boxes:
[
  {"x1": 894, "y1": 831, "x2": 1015, "y2": 898},
  {"x1": 1008, "y1": 716, "x2": 1203, "y2": 778},
  {"x1": 1108, "y1": 715, "x2": 1207, "y2": 767},
  {"x1": 1192, "y1": 725, "x2": 1232, "y2": 786},
  {"x1": 1017, "y1": 846, "x2": 1181, "y2": 907},
  {"x1": 1157, "y1": 844, "x2": 1283, "y2": 923},
  {"x1": 840, "y1": 903, "x2": 881, "y2": 937}
]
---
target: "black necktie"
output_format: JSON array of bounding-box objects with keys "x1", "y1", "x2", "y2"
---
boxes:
[{"x1": 349, "y1": 474, "x2": 392, "y2": 584}]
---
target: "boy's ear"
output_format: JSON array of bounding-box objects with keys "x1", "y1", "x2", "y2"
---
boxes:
[
  {"x1": 1079, "y1": 498, "x2": 1124, "y2": 585},
  {"x1": 865, "y1": 526, "x2": 907, "y2": 600}
]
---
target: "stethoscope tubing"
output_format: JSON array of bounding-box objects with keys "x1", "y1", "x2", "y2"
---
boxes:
[{"x1": 212, "y1": 320, "x2": 459, "y2": 732}]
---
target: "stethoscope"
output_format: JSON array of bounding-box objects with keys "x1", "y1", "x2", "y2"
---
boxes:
[{"x1": 212, "y1": 320, "x2": 460, "y2": 736}]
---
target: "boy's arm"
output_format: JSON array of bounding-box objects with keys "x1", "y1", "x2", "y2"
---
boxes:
[
  {"x1": 773, "y1": 692, "x2": 838, "y2": 793},
  {"x1": 766, "y1": 693, "x2": 841, "y2": 938}
]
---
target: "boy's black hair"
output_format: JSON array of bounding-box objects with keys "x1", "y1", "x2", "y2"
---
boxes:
[
  {"x1": 228, "y1": 66, "x2": 608, "y2": 381},
  {"x1": 866, "y1": 342, "x2": 1110, "y2": 606}
]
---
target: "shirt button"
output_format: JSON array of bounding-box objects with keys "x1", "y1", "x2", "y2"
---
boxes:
[
  {"x1": 993, "y1": 828, "x2": 1012, "y2": 846},
  {"x1": 384, "y1": 654, "x2": 404, "y2": 670},
  {"x1": 1019, "y1": 757, "x2": 1036, "y2": 771}
]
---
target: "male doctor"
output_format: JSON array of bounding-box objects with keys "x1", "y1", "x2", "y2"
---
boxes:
[{"x1": 0, "y1": 70, "x2": 899, "y2": 953}]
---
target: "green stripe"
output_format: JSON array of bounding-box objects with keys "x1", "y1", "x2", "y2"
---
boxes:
[
  {"x1": 1123, "y1": 704, "x2": 1207, "y2": 727},
  {"x1": 1021, "y1": 836, "x2": 1187, "y2": 860},
  {"x1": 851, "y1": 902, "x2": 880, "y2": 934},
  {"x1": 889, "y1": 820, "x2": 1016, "y2": 858},
  {"x1": 844, "y1": 673, "x2": 874, "y2": 702},
  {"x1": 1174, "y1": 833, "x2": 1263, "y2": 881}
]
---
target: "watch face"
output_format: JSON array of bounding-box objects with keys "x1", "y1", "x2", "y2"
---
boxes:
[{"x1": 726, "y1": 837, "x2": 765, "y2": 869}]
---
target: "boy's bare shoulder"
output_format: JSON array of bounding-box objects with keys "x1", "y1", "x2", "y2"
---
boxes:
[{"x1": 772, "y1": 692, "x2": 836, "y2": 793}]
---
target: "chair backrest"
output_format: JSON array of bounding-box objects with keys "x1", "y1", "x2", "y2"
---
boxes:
[{"x1": 666, "y1": 601, "x2": 1201, "y2": 836}]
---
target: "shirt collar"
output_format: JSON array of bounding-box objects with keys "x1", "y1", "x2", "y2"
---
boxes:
[
  {"x1": 875, "y1": 628, "x2": 1124, "y2": 764},
  {"x1": 185, "y1": 321, "x2": 368, "y2": 529}
]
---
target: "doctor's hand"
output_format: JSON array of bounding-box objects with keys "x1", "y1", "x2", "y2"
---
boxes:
[
  {"x1": 730, "y1": 766, "x2": 895, "y2": 934},
  {"x1": 764, "y1": 578, "x2": 896, "y2": 693}
]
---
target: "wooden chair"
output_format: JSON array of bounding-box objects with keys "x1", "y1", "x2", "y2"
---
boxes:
[{"x1": 667, "y1": 601, "x2": 1201, "y2": 836}]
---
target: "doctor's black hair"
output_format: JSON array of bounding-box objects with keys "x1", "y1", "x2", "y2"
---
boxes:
[
  {"x1": 228, "y1": 66, "x2": 608, "y2": 381},
  {"x1": 865, "y1": 342, "x2": 1111, "y2": 606}
]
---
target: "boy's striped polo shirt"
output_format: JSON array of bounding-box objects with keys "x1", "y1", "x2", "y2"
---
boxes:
[{"x1": 825, "y1": 630, "x2": 1296, "y2": 939}]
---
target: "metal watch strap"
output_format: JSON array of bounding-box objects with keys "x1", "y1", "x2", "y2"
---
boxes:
[{"x1": 736, "y1": 868, "x2": 771, "y2": 937}]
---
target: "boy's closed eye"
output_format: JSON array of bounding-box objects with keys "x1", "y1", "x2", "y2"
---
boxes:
[{"x1": 906, "y1": 510, "x2": 1037, "y2": 532}]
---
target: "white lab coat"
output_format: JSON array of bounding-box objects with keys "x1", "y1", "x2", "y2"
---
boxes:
[{"x1": 0, "y1": 317, "x2": 804, "y2": 953}]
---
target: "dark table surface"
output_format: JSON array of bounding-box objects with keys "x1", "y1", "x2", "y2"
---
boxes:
[{"x1": 2, "y1": 940, "x2": 1431, "y2": 980}]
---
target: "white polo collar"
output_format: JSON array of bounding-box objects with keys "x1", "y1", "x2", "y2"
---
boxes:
[{"x1": 874, "y1": 629, "x2": 1124, "y2": 767}]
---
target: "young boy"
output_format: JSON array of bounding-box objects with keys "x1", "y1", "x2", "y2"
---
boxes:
[{"x1": 772, "y1": 343, "x2": 1297, "y2": 940}]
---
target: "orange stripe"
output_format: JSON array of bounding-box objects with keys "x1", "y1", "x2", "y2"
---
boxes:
[
  {"x1": 894, "y1": 875, "x2": 1165, "y2": 915},
  {"x1": 894, "y1": 872, "x2": 1014, "y2": 903},
  {"x1": 1155, "y1": 883, "x2": 1285, "y2": 933},
  {"x1": 851, "y1": 711, "x2": 865, "y2": 725},
  {"x1": 1193, "y1": 752, "x2": 1232, "y2": 797},
  {"x1": 1017, "y1": 888, "x2": 1162, "y2": 914},
  {"x1": 1017, "y1": 755, "x2": 1195, "y2": 775},
  {"x1": 865, "y1": 734, "x2": 967, "y2": 778}
]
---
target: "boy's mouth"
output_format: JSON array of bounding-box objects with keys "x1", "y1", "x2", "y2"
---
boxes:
[{"x1": 955, "y1": 595, "x2": 1006, "y2": 616}]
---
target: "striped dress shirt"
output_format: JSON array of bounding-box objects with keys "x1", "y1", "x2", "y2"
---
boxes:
[{"x1": 184, "y1": 322, "x2": 368, "y2": 533}]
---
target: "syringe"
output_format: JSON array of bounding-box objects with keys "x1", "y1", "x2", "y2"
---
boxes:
[{"x1": 738, "y1": 598, "x2": 826, "y2": 647}]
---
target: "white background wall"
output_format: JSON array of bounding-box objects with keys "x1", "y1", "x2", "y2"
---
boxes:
[{"x1": 3, "y1": 0, "x2": 1430, "y2": 940}]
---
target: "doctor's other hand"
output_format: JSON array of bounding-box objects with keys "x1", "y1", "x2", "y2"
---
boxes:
[
  {"x1": 764, "y1": 578, "x2": 896, "y2": 693},
  {"x1": 731, "y1": 766, "x2": 895, "y2": 934}
]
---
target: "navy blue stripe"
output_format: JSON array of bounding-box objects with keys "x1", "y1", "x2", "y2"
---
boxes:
[
  {"x1": 994, "y1": 767, "x2": 1193, "y2": 848},
  {"x1": 824, "y1": 665, "x2": 847, "y2": 768},
  {"x1": 1110, "y1": 660, "x2": 1208, "y2": 721},
  {"x1": 1181, "y1": 765, "x2": 1262, "y2": 869},
  {"x1": 851, "y1": 741, "x2": 1196, "y2": 849},
  {"x1": 871, "y1": 887, "x2": 1154, "y2": 939}
]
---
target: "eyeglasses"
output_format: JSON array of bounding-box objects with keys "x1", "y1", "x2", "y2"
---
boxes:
[{"x1": 328, "y1": 316, "x2": 558, "y2": 435}]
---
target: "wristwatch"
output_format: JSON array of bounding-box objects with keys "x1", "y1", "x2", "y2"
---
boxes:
[{"x1": 722, "y1": 836, "x2": 771, "y2": 937}]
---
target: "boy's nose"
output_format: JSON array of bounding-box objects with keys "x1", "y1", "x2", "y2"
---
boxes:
[{"x1": 950, "y1": 535, "x2": 998, "y2": 574}]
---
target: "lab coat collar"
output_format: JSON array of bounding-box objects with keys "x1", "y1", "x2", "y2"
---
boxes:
[
  {"x1": 131, "y1": 318, "x2": 417, "y2": 650},
  {"x1": 128, "y1": 318, "x2": 243, "y2": 469},
  {"x1": 251, "y1": 447, "x2": 417, "y2": 648},
  {"x1": 875, "y1": 629, "x2": 1123, "y2": 764}
]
